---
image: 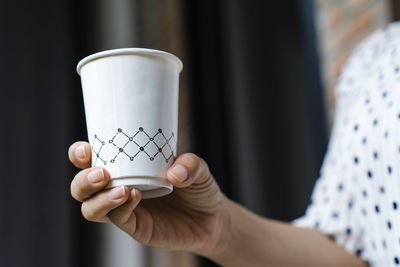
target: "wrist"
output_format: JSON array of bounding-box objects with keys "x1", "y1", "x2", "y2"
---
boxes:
[
  {"x1": 196, "y1": 197, "x2": 238, "y2": 263},
  {"x1": 199, "y1": 198, "x2": 268, "y2": 266}
]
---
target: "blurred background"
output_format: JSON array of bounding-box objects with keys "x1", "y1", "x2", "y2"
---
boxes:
[{"x1": 0, "y1": 0, "x2": 398, "y2": 266}]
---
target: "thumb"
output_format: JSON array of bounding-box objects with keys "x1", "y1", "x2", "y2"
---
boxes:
[{"x1": 166, "y1": 153, "x2": 211, "y2": 188}]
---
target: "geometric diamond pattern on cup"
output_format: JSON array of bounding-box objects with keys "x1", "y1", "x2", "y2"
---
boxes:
[
  {"x1": 91, "y1": 127, "x2": 176, "y2": 167},
  {"x1": 91, "y1": 134, "x2": 107, "y2": 166},
  {"x1": 109, "y1": 127, "x2": 176, "y2": 164}
]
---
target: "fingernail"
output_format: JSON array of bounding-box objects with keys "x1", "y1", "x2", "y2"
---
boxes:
[
  {"x1": 131, "y1": 188, "x2": 137, "y2": 200},
  {"x1": 75, "y1": 145, "x2": 86, "y2": 160},
  {"x1": 109, "y1": 186, "x2": 125, "y2": 200},
  {"x1": 168, "y1": 165, "x2": 188, "y2": 183},
  {"x1": 87, "y1": 168, "x2": 104, "y2": 184}
]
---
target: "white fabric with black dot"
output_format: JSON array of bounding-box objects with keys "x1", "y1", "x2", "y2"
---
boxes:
[{"x1": 294, "y1": 22, "x2": 400, "y2": 266}]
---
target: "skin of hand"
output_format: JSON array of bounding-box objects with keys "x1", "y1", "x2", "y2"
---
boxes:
[
  {"x1": 68, "y1": 141, "x2": 232, "y2": 256},
  {"x1": 69, "y1": 142, "x2": 368, "y2": 267}
]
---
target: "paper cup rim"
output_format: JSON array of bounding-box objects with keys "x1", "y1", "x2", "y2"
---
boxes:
[{"x1": 76, "y1": 48, "x2": 183, "y2": 75}]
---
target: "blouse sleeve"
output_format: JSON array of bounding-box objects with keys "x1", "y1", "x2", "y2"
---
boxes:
[
  {"x1": 292, "y1": 104, "x2": 365, "y2": 255},
  {"x1": 293, "y1": 26, "x2": 388, "y2": 256}
]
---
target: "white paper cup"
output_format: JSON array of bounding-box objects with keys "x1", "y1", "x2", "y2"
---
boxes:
[{"x1": 77, "y1": 48, "x2": 183, "y2": 199}]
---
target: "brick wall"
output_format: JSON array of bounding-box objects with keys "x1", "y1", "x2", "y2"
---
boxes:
[{"x1": 313, "y1": 0, "x2": 392, "y2": 123}]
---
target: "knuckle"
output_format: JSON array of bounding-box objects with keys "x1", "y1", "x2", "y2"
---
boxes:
[
  {"x1": 180, "y1": 153, "x2": 211, "y2": 183},
  {"x1": 198, "y1": 156, "x2": 209, "y2": 172},
  {"x1": 69, "y1": 141, "x2": 92, "y2": 166},
  {"x1": 71, "y1": 171, "x2": 90, "y2": 201},
  {"x1": 182, "y1": 153, "x2": 201, "y2": 169},
  {"x1": 193, "y1": 158, "x2": 210, "y2": 183},
  {"x1": 68, "y1": 146, "x2": 72, "y2": 156},
  {"x1": 68, "y1": 144, "x2": 76, "y2": 162},
  {"x1": 70, "y1": 180, "x2": 80, "y2": 201},
  {"x1": 81, "y1": 204, "x2": 96, "y2": 221}
]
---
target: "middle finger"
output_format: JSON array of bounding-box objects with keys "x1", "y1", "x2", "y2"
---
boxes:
[
  {"x1": 81, "y1": 186, "x2": 130, "y2": 222},
  {"x1": 70, "y1": 167, "x2": 110, "y2": 202}
]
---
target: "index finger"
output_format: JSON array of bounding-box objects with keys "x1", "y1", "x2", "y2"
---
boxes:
[{"x1": 68, "y1": 141, "x2": 92, "y2": 169}]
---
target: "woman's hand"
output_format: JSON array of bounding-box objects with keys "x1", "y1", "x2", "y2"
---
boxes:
[
  {"x1": 68, "y1": 141, "x2": 231, "y2": 255},
  {"x1": 69, "y1": 142, "x2": 369, "y2": 267}
]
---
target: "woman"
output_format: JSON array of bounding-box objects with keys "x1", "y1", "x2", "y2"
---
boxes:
[{"x1": 68, "y1": 22, "x2": 400, "y2": 266}]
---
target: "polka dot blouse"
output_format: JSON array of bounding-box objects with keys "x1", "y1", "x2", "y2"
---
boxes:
[{"x1": 294, "y1": 22, "x2": 400, "y2": 266}]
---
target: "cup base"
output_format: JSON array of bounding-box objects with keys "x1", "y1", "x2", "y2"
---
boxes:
[{"x1": 106, "y1": 176, "x2": 173, "y2": 199}]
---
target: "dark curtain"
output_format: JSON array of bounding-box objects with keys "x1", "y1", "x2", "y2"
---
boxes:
[
  {"x1": 186, "y1": 0, "x2": 326, "y2": 218},
  {"x1": 393, "y1": 0, "x2": 400, "y2": 19},
  {"x1": 184, "y1": 1, "x2": 327, "y2": 265},
  {"x1": 0, "y1": 1, "x2": 95, "y2": 267},
  {"x1": 0, "y1": 0, "x2": 326, "y2": 267}
]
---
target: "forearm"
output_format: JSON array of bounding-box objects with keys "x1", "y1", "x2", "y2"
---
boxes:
[{"x1": 203, "y1": 199, "x2": 367, "y2": 267}]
